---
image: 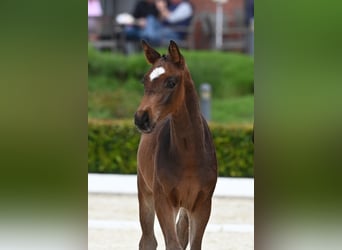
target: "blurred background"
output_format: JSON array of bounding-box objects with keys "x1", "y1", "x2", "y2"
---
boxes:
[{"x1": 88, "y1": 0, "x2": 254, "y2": 53}]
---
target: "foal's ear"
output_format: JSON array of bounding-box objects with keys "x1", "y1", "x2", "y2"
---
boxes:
[
  {"x1": 168, "y1": 40, "x2": 184, "y2": 68},
  {"x1": 141, "y1": 40, "x2": 161, "y2": 64}
]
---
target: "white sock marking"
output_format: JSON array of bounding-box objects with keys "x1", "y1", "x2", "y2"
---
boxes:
[{"x1": 149, "y1": 67, "x2": 165, "y2": 81}]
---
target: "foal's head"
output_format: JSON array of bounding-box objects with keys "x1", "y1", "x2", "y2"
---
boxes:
[{"x1": 134, "y1": 40, "x2": 188, "y2": 133}]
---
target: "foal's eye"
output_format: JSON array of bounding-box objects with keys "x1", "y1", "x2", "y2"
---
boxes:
[{"x1": 165, "y1": 78, "x2": 177, "y2": 89}]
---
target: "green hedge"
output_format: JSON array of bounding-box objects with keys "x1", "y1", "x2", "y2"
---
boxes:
[
  {"x1": 88, "y1": 45, "x2": 254, "y2": 98},
  {"x1": 88, "y1": 119, "x2": 254, "y2": 177}
]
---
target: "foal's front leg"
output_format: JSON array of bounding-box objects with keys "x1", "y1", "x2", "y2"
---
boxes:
[
  {"x1": 138, "y1": 173, "x2": 157, "y2": 250},
  {"x1": 154, "y1": 187, "x2": 182, "y2": 250},
  {"x1": 189, "y1": 196, "x2": 212, "y2": 250}
]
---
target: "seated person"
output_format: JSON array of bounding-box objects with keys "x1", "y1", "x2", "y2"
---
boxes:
[
  {"x1": 122, "y1": 0, "x2": 160, "y2": 41},
  {"x1": 141, "y1": 0, "x2": 194, "y2": 46}
]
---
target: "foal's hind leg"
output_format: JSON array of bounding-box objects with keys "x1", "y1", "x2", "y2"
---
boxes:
[
  {"x1": 138, "y1": 173, "x2": 157, "y2": 250},
  {"x1": 177, "y1": 208, "x2": 189, "y2": 249}
]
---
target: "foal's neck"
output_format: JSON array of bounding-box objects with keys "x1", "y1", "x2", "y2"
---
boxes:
[{"x1": 170, "y1": 74, "x2": 205, "y2": 150}]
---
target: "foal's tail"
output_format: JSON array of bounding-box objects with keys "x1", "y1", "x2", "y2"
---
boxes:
[{"x1": 177, "y1": 208, "x2": 189, "y2": 249}]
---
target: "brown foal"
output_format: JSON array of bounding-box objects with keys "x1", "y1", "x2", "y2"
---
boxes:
[{"x1": 134, "y1": 40, "x2": 218, "y2": 250}]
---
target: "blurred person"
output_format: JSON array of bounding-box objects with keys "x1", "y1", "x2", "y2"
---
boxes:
[
  {"x1": 124, "y1": 0, "x2": 160, "y2": 41},
  {"x1": 88, "y1": 0, "x2": 103, "y2": 41},
  {"x1": 141, "y1": 0, "x2": 194, "y2": 46},
  {"x1": 116, "y1": 0, "x2": 160, "y2": 54}
]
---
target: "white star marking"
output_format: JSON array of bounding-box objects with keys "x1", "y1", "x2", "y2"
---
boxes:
[{"x1": 149, "y1": 67, "x2": 165, "y2": 81}]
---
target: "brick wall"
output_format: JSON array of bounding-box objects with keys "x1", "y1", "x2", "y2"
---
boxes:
[{"x1": 189, "y1": 0, "x2": 246, "y2": 50}]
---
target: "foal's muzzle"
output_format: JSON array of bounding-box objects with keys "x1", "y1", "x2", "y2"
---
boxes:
[{"x1": 134, "y1": 110, "x2": 154, "y2": 133}]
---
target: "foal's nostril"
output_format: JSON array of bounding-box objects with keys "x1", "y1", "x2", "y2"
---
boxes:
[
  {"x1": 134, "y1": 110, "x2": 150, "y2": 131},
  {"x1": 134, "y1": 112, "x2": 139, "y2": 126},
  {"x1": 141, "y1": 111, "x2": 149, "y2": 125},
  {"x1": 134, "y1": 113, "x2": 141, "y2": 127}
]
